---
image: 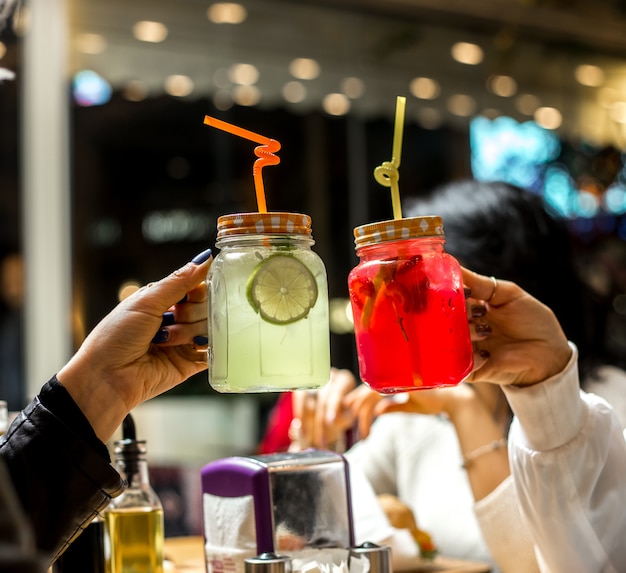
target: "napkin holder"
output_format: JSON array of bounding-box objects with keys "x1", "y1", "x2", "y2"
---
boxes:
[{"x1": 200, "y1": 449, "x2": 355, "y2": 573}]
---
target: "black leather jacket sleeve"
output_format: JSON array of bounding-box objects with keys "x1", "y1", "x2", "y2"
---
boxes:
[{"x1": 0, "y1": 376, "x2": 125, "y2": 563}]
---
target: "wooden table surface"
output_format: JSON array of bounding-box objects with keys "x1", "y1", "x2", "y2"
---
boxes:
[{"x1": 163, "y1": 537, "x2": 491, "y2": 573}]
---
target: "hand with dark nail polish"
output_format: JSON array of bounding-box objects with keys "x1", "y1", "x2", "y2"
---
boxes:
[
  {"x1": 160, "y1": 312, "x2": 175, "y2": 327},
  {"x1": 152, "y1": 329, "x2": 170, "y2": 344},
  {"x1": 56, "y1": 249, "x2": 212, "y2": 443}
]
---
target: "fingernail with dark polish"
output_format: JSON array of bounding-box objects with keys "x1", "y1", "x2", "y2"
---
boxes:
[
  {"x1": 471, "y1": 304, "x2": 487, "y2": 318},
  {"x1": 152, "y1": 329, "x2": 170, "y2": 344},
  {"x1": 464, "y1": 287, "x2": 472, "y2": 298},
  {"x1": 474, "y1": 323, "x2": 492, "y2": 335},
  {"x1": 160, "y1": 312, "x2": 175, "y2": 327},
  {"x1": 177, "y1": 294, "x2": 188, "y2": 304},
  {"x1": 479, "y1": 349, "x2": 491, "y2": 358},
  {"x1": 191, "y1": 248, "x2": 212, "y2": 265},
  {"x1": 193, "y1": 335, "x2": 209, "y2": 346}
]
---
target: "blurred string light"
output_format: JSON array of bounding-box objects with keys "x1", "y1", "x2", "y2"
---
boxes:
[
  {"x1": 323, "y1": 93, "x2": 350, "y2": 116},
  {"x1": 282, "y1": 81, "x2": 306, "y2": 103},
  {"x1": 233, "y1": 84, "x2": 260, "y2": 106},
  {"x1": 341, "y1": 76, "x2": 365, "y2": 99},
  {"x1": 470, "y1": 115, "x2": 561, "y2": 192},
  {"x1": 409, "y1": 77, "x2": 440, "y2": 100},
  {"x1": 72, "y1": 70, "x2": 112, "y2": 106},
  {"x1": 207, "y1": 2, "x2": 247, "y2": 24},
  {"x1": 165, "y1": 74, "x2": 194, "y2": 97},
  {"x1": 574, "y1": 64, "x2": 605, "y2": 87},
  {"x1": 133, "y1": 20, "x2": 168, "y2": 43},
  {"x1": 289, "y1": 58, "x2": 320, "y2": 80},
  {"x1": 534, "y1": 106, "x2": 562, "y2": 130},
  {"x1": 229, "y1": 63, "x2": 258, "y2": 85},
  {"x1": 488, "y1": 74, "x2": 517, "y2": 97},
  {"x1": 451, "y1": 41, "x2": 484, "y2": 65}
]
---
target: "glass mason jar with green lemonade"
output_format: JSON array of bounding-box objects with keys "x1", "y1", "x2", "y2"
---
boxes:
[{"x1": 207, "y1": 212, "x2": 330, "y2": 392}]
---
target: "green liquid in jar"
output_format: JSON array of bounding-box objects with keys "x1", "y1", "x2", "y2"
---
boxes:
[{"x1": 208, "y1": 246, "x2": 330, "y2": 392}]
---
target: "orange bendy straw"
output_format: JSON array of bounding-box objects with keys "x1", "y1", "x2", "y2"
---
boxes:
[
  {"x1": 373, "y1": 96, "x2": 406, "y2": 220},
  {"x1": 203, "y1": 115, "x2": 281, "y2": 213}
]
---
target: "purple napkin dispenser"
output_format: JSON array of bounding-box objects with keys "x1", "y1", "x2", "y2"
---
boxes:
[{"x1": 200, "y1": 449, "x2": 355, "y2": 562}]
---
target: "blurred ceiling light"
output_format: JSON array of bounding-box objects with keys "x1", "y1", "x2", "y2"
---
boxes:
[
  {"x1": 133, "y1": 20, "x2": 168, "y2": 43},
  {"x1": 118, "y1": 281, "x2": 140, "y2": 302},
  {"x1": 515, "y1": 93, "x2": 541, "y2": 115},
  {"x1": 416, "y1": 107, "x2": 442, "y2": 129},
  {"x1": 575, "y1": 64, "x2": 605, "y2": 87},
  {"x1": 165, "y1": 74, "x2": 194, "y2": 97},
  {"x1": 228, "y1": 63, "x2": 258, "y2": 85},
  {"x1": 609, "y1": 101, "x2": 626, "y2": 124},
  {"x1": 409, "y1": 76, "x2": 440, "y2": 99},
  {"x1": 282, "y1": 81, "x2": 307, "y2": 103},
  {"x1": 488, "y1": 74, "x2": 517, "y2": 97},
  {"x1": 341, "y1": 76, "x2": 365, "y2": 99},
  {"x1": 447, "y1": 94, "x2": 476, "y2": 116},
  {"x1": 323, "y1": 93, "x2": 350, "y2": 116},
  {"x1": 123, "y1": 80, "x2": 149, "y2": 102},
  {"x1": 451, "y1": 42, "x2": 483, "y2": 65},
  {"x1": 75, "y1": 33, "x2": 107, "y2": 55},
  {"x1": 534, "y1": 106, "x2": 562, "y2": 130},
  {"x1": 207, "y1": 2, "x2": 247, "y2": 24},
  {"x1": 233, "y1": 84, "x2": 261, "y2": 106},
  {"x1": 213, "y1": 89, "x2": 233, "y2": 110},
  {"x1": 289, "y1": 58, "x2": 320, "y2": 80},
  {"x1": 0, "y1": 41, "x2": 6, "y2": 60},
  {"x1": 213, "y1": 67, "x2": 231, "y2": 89}
]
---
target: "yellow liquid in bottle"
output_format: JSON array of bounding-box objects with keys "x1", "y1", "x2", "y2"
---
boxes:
[{"x1": 105, "y1": 507, "x2": 164, "y2": 573}]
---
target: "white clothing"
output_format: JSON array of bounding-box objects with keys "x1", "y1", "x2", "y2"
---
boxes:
[
  {"x1": 346, "y1": 413, "x2": 524, "y2": 573},
  {"x1": 503, "y1": 344, "x2": 626, "y2": 573},
  {"x1": 345, "y1": 344, "x2": 626, "y2": 573}
]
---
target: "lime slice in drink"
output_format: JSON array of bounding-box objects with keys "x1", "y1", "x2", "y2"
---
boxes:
[{"x1": 246, "y1": 254, "x2": 318, "y2": 324}]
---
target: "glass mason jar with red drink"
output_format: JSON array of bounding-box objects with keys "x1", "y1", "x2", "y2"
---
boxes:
[{"x1": 348, "y1": 216, "x2": 473, "y2": 393}]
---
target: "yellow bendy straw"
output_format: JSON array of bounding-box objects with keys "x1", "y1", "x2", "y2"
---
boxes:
[
  {"x1": 203, "y1": 115, "x2": 281, "y2": 213},
  {"x1": 373, "y1": 96, "x2": 406, "y2": 219}
]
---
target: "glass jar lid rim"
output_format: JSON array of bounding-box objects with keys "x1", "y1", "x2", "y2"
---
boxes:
[
  {"x1": 217, "y1": 212, "x2": 312, "y2": 238},
  {"x1": 353, "y1": 216, "x2": 444, "y2": 248}
]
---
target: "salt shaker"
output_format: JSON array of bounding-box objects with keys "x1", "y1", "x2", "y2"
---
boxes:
[{"x1": 349, "y1": 542, "x2": 392, "y2": 573}]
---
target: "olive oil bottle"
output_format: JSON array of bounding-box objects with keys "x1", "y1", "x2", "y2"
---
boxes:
[{"x1": 104, "y1": 414, "x2": 164, "y2": 573}]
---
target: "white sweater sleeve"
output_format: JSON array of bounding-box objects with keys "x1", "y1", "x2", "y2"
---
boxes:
[
  {"x1": 474, "y1": 476, "x2": 539, "y2": 573},
  {"x1": 502, "y1": 343, "x2": 626, "y2": 573}
]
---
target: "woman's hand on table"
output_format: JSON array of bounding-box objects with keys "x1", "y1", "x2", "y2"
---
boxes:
[{"x1": 57, "y1": 248, "x2": 212, "y2": 442}]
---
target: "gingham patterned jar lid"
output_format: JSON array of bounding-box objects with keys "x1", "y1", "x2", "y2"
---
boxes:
[
  {"x1": 216, "y1": 212, "x2": 312, "y2": 239},
  {"x1": 354, "y1": 216, "x2": 444, "y2": 249}
]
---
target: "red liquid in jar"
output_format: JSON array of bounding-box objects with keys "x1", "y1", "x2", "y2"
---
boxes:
[{"x1": 348, "y1": 252, "x2": 473, "y2": 393}]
